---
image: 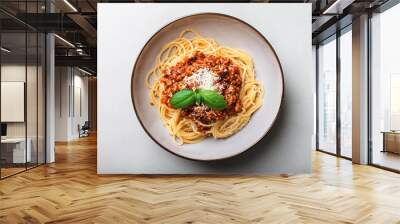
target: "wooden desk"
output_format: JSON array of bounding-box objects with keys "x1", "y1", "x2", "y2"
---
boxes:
[{"x1": 382, "y1": 131, "x2": 400, "y2": 154}]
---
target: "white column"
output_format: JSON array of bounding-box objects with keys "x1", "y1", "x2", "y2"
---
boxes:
[
  {"x1": 352, "y1": 14, "x2": 369, "y2": 164},
  {"x1": 46, "y1": 32, "x2": 55, "y2": 163}
]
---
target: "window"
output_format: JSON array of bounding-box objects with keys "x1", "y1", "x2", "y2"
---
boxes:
[
  {"x1": 390, "y1": 74, "x2": 400, "y2": 130},
  {"x1": 317, "y1": 37, "x2": 337, "y2": 154},
  {"x1": 316, "y1": 26, "x2": 353, "y2": 159},
  {"x1": 371, "y1": 3, "x2": 400, "y2": 171},
  {"x1": 340, "y1": 29, "x2": 352, "y2": 158}
]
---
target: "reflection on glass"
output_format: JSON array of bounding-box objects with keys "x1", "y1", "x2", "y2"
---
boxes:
[
  {"x1": 38, "y1": 33, "x2": 46, "y2": 165},
  {"x1": 0, "y1": 1, "x2": 46, "y2": 179},
  {"x1": 371, "y1": 4, "x2": 400, "y2": 171},
  {"x1": 27, "y1": 32, "x2": 38, "y2": 169},
  {"x1": 340, "y1": 30, "x2": 352, "y2": 158},
  {"x1": 318, "y1": 37, "x2": 337, "y2": 154},
  {"x1": 1, "y1": 32, "x2": 27, "y2": 177}
]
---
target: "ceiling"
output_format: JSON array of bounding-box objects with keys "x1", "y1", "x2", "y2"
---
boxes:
[{"x1": 0, "y1": 0, "x2": 394, "y2": 74}]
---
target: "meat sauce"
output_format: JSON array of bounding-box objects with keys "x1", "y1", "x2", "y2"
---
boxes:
[{"x1": 160, "y1": 51, "x2": 242, "y2": 130}]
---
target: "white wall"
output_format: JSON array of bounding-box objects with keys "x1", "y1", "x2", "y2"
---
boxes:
[
  {"x1": 1, "y1": 82, "x2": 24, "y2": 122},
  {"x1": 1, "y1": 66, "x2": 26, "y2": 142},
  {"x1": 55, "y1": 66, "x2": 69, "y2": 141},
  {"x1": 71, "y1": 73, "x2": 89, "y2": 138},
  {"x1": 55, "y1": 67, "x2": 89, "y2": 141}
]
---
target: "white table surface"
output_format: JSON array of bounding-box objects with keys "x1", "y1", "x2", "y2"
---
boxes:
[
  {"x1": 1, "y1": 138, "x2": 26, "y2": 143},
  {"x1": 1, "y1": 137, "x2": 32, "y2": 163}
]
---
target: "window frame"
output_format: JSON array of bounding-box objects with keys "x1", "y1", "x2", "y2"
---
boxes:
[
  {"x1": 367, "y1": 1, "x2": 400, "y2": 173},
  {"x1": 315, "y1": 24, "x2": 353, "y2": 161}
]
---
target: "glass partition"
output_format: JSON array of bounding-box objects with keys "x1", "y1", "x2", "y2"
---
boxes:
[
  {"x1": 38, "y1": 32, "x2": 45, "y2": 165},
  {"x1": 0, "y1": 2, "x2": 46, "y2": 179},
  {"x1": 317, "y1": 36, "x2": 337, "y2": 154},
  {"x1": 27, "y1": 31, "x2": 38, "y2": 169},
  {"x1": 0, "y1": 31, "x2": 28, "y2": 177}
]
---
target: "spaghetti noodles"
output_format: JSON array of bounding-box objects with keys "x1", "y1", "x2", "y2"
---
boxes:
[{"x1": 146, "y1": 30, "x2": 263, "y2": 144}]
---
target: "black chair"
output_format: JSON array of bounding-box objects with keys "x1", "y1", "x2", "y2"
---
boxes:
[{"x1": 79, "y1": 121, "x2": 90, "y2": 138}]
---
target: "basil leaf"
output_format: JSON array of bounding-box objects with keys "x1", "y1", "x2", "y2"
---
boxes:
[
  {"x1": 195, "y1": 93, "x2": 203, "y2": 105},
  {"x1": 198, "y1": 89, "x2": 227, "y2": 110},
  {"x1": 170, "y1": 89, "x2": 196, "y2": 109}
]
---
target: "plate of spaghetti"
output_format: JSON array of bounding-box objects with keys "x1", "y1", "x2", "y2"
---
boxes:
[{"x1": 131, "y1": 13, "x2": 284, "y2": 161}]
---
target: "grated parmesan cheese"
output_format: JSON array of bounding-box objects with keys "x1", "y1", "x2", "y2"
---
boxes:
[{"x1": 183, "y1": 68, "x2": 219, "y2": 90}]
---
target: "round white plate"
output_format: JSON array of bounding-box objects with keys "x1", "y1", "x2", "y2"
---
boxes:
[{"x1": 131, "y1": 13, "x2": 284, "y2": 161}]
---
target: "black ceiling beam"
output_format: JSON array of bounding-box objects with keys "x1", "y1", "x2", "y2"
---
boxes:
[
  {"x1": 14, "y1": 13, "x2": 83, "y2": 32},
  {"x1": 312, "y1": 16, "x2": 337, "y2": 37},
  {"x1": 86, "y1": 0, "x2": 97, "y2": 12},
  {"x1": 312, "y1": 14, "x2": 353, "y2": 44},
  {"x1": 67, "y1": 13, "x2": 96, "y2": 45},
  {"x1": 0, "y1": 7, "x2": 38, "y2": 31},
  {"x1": 55, "y1": 47, "x2": 97, "y2": 57},
  {"x1": 373, "y1": 0, "x2": 400, "y2": 12},
  {"x1": 0, "y1": 18, "x2": 27, "y2": 31},
  {"x1": 79, "y1": 66, "x2": 97, "y2": 75},
  {"x1": 55, "y1": 55, "x2": 96, "y2": 71}
]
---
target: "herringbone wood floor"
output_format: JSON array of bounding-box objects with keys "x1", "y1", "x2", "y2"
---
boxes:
[{"x1": 1, "y1": 135, "x2": 400, "y2": 224}]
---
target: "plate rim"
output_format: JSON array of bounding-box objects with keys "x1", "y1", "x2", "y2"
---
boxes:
[{"x1": 131, "y1": 12, "x2": 285, "y2": 161}]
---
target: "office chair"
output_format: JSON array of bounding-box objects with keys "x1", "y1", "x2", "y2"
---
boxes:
[{"x1": 79, "y1": 121, "x2": 90, "y2": 138}]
